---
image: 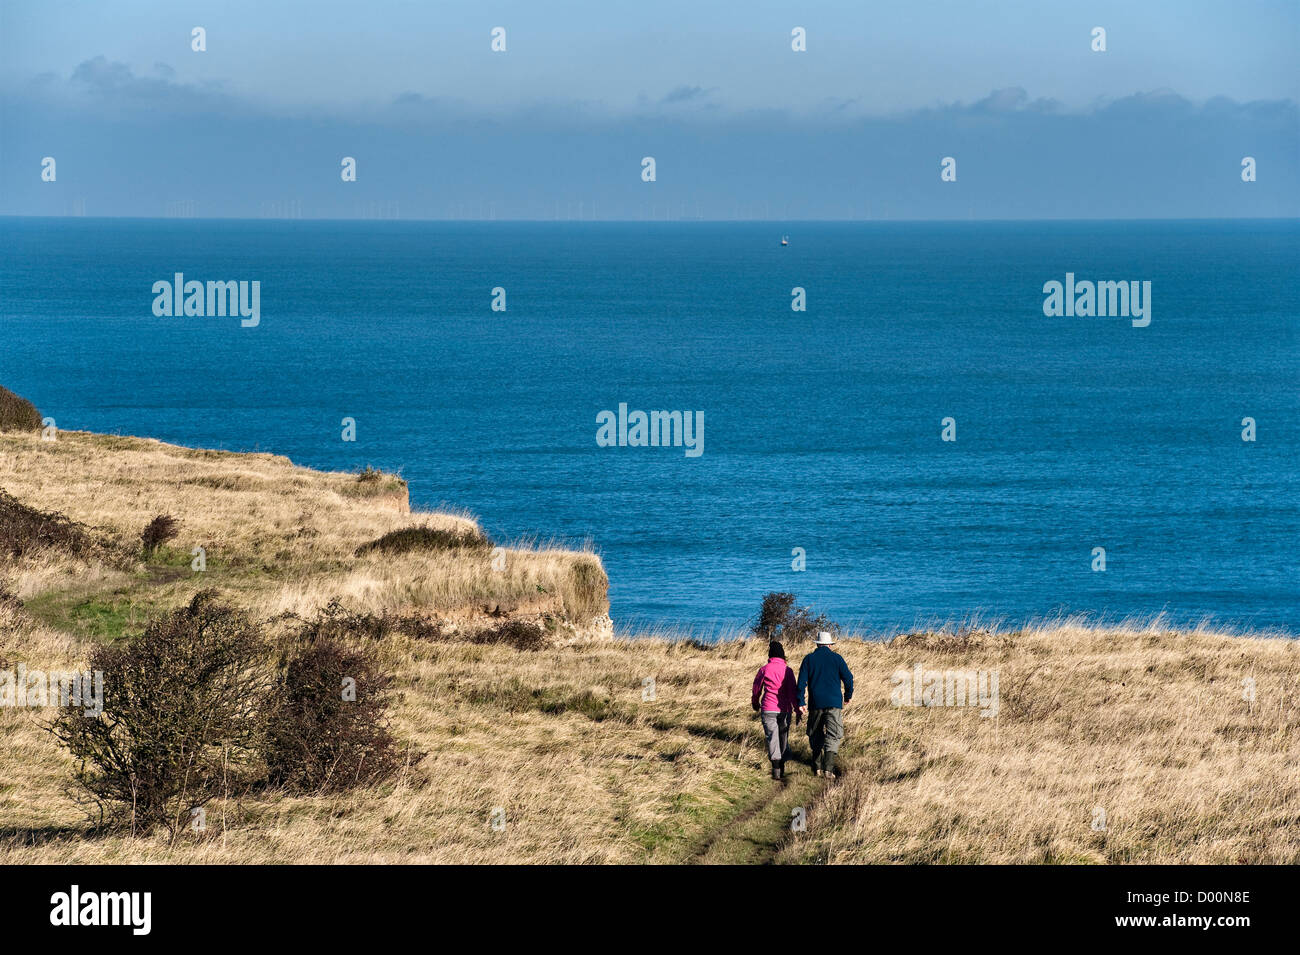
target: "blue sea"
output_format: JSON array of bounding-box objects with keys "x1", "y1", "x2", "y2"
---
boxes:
[{"x1": 2, "y1": 218, "x2": 1296, "y2": 634}]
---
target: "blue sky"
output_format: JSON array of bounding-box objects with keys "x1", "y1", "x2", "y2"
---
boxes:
[{"x1": 1, "y1": 0, "x2": 1296, "y2": 218}]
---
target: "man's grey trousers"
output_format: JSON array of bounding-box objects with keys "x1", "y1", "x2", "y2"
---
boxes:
[{"x1": 806, "y1": 707, "x2": 844, "y2": 772}]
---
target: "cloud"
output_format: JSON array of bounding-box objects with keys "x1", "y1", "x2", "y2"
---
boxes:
[
  {"x1": 820, "y1": 96, "x2": 862, "y2": 113},
  {"x1": 393, "y1": 91, "x2": 432, "y2": 106},
  {"x1": 71, "y1": 56, "x2": 140, "y2": 92},
  {"x1": 970, "y1": 86, "x2": 1061, "y2": 114},
  {"x1": 46, "y1": 56, "x2": 233, "y2": 114},
  {"x1": 660, "y1": 85, "x2": 714, "y2": 105},
  {"x1": 922, "y1": 86, "x2": 1064, "y2": 117}
]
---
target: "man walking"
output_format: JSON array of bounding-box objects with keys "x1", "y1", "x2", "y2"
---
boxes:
[{"x1": 796, "y1": 631, "x2": 854, "y2": 778}]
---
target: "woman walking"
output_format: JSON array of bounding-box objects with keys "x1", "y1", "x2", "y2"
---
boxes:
[{"x1": 751, "y1": 640, "x2": 799, "y2": 779}]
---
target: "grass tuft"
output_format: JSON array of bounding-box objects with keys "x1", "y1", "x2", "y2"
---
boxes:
[{"x1": 354, "y1": 525, "x2": 492, "y2": 557}]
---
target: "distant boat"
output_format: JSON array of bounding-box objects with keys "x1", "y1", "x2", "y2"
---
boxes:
[{"x1": 780, "y1": 235, "x2": 789, "y2": 246}]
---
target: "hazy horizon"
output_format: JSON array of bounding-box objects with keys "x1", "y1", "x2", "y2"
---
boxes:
[{"x1": 4, "y1": 214, "x2": 1299, "y2": 223}]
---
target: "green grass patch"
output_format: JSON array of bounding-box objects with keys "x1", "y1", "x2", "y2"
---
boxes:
[{"x1": 25, "y1": 591, "x2": 148, "y2": 642}]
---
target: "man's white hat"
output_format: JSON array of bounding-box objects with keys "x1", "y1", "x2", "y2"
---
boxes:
[{"x1": 815, "y1": 631, "x2": 835, "y2": 645}]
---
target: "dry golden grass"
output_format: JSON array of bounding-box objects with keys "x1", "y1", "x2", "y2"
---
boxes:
[
  {"x1": 776, "y1": 620, "x2": 1300, "y2": 864},
  {"x1": 1, "y1": 429, "x2": 1296, "y2": 864},
  {"x1": 0, "y1": 429, "x2": 608, "y2": 628}
]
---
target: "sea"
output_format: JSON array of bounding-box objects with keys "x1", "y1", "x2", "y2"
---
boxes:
[{"x1": 2, "y1": 218, "x2": 1296, "y2": 635}]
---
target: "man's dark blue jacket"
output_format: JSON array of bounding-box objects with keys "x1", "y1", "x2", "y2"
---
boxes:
[{"x1": 796, "y1": 645, "x2": 854, "y2": 709}]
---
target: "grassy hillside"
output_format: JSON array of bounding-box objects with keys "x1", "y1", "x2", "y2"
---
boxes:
[
  {"x1": 0, "y1": 429, "x2": 606, "y2": 633},
  {"x1": 1, "y1": 429, "x2": 1297, "y2": 864}
]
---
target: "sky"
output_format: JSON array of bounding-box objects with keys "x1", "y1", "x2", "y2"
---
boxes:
[{"x1": 1, "y1": 0, "x2": 1297, "y2": 218}]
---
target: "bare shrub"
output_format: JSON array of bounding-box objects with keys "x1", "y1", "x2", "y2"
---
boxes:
[
  {"x1": 140, "y1": 514, "x2": 179, "y2": 557},
  {"x1": 263, "y1": 609, "x2": 402, "y2": 793},
  {"x1": 50, "y1": 591, "x2": 271, "y2": 835},
  {"x1": 751, "y1": 592, "x2": 839, "y2": 645},
  {"x1": 0, "y1": 488, "x2": 99, "y2": 559}
]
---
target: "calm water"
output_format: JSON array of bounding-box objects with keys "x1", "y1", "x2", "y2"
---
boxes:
[{"x1": 2, "y1": 218, "x2": 1297, "y2": 633}]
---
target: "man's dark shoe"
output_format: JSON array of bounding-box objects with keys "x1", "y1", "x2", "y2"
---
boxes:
[{"x1": 771, "y1": 762, "x2": 782, "y2": 780}]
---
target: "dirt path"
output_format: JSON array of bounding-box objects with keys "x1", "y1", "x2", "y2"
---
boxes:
[
  {"x1": 688, "y1": 721, "x2": 889, "y2": 865},
  {"x1": 691, "y1": 761, "x2": 832, "y2": 865}
]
